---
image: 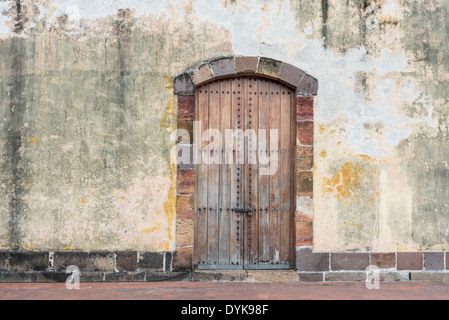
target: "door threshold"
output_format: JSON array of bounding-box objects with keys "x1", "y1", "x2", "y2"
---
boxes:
[{"x1": 193, "y1": 269, "x2": 298, "y2": 282}]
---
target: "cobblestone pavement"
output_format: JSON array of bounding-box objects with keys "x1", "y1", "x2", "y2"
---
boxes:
[{"x1": 1, "y1": 282, "x2": 449, "y2": 300}]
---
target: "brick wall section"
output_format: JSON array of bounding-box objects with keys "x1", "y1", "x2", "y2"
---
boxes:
[
  {"x1": 1, "y1": 250, "x2": 449, "y2": 282},
  {"x1": 174, "y1": 90, "x2": 195, "y2": 272},
  {"x1": 397, "y1": 253, "x2": 423, "y2": 271},
  {"x1": 177, "y1": 96, "x2": 195, "y2": 120},
  {"x1": 296, "y1": 96, "x2": 314, "y2": 247},
  {"x1": 296, "y1": 250, "x2": 449, "y2": 282}
]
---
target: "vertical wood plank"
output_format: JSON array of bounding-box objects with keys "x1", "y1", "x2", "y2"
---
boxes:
[
  {"x1": 269, "y1": 81, "x2": 281, "y2": 265},
  {"x1": 194, "y1": 89, "x2": 199, "y2": 266},
  {"x1": 247, "y1": 78, "x2": 260, "y2": 265},
  {"x1": 280, "y1": 85, "x2": 292, "y2": 264},
  {"x1": 207, "y1": 81, "x2": 221, "y2": 266},
  {"x1": 218, "y1": 80, "x2": 231, "y2": 265},
  {"x1": 196, "y1": 84, "x2": 209, "y2": 266},
  {"x1": 290, "y1": 90, "x2": 297, "y2": 265},
  {"x1": 230, "y1": 78, "x2": 243, "y2": 267},
  {"x1": 258, "y1": 79, "x2": 271, "y2": 264}
]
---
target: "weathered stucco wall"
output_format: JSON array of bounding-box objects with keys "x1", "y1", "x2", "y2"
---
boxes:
[{"x1": 0, "y1": 0, "x2": 448, "y2": 253}]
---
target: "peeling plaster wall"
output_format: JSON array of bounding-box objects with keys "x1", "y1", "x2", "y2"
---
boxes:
[{"x1": 0, "y1": 0, "x2": 448, "y2": 252}]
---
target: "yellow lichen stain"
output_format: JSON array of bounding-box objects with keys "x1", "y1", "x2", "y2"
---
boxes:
[
  {"x1": 141, "y1": 222, "x2": 162, "y2": 234},
  {"x1": 318, "y1": 122, "x2": 326, "y2": 134},
  {"x1": 320, "y1": 150, "x2": 327, "y2": 159},
  {"x1": 62, "y1": 246, "x2": 77, "y2": 251},
  {"x1": 20, "y1": 244, "x2": 36, "y2": 250},
  {"x1": 161, "y1": 74, "x2": 178, "y2": 252},
  {"x1": 160, "y1": 74, "x2": 177, "y2": 133},
  {"x1": 163, "y1": 162, "x2": 177, "y2": 251},
  {"x1": 81, "y1": 198, "x2": 88, "y2": 205},
  {"x1": 398, "y1": 247, "x2": 409, "y2": 252},
  {"x1": 322, "y1": 162, "x2": 365, "y2": 202},
  {"x1": 28, "y1": 137, "x2": 38, "y2": 149}
]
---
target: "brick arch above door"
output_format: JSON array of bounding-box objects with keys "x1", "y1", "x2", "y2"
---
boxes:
[{"x1": 172, "y1": 56, "x2": 318, "y2": 272}]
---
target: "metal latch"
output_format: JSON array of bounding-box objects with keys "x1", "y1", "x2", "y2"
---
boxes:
[{"x1": 233, "y1": 208, "x2": 253, "y2": 216}]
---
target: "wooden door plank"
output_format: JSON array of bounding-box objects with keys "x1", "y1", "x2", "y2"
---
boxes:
[
  {"x1": 280, "y1": 85, "x2": 292, "y2": 264},
  {"x1": 207, "y1": 81, "x2": 221, "y2": 266},
  {"x1": 218, "y1": 80, "x2": 231, "y2": 266},
  {"x1": 194, "y1": 89, "x2": 200, "y2": 266},
  {"x1": 258, "y1": 79, "x2": 271, "y2": 264},
  {"x1": 269, "y1": 81, "x2": 281, "y2": 265},
  {"x1": 230, "y1": 78, "x2": 243, "y2": 267},
  {"x1": 196, "y1": 84, "x2": 209, "y2": 266},
  {"x1": 243, "y1": 78, "x2": 260, "y2": 266}
]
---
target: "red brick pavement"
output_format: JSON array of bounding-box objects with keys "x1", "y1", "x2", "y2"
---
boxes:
[{"x1": 1, "y1": 282, "x2": 449, "y2": 300}]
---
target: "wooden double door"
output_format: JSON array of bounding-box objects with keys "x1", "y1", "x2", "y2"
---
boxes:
[{"x1": 194, "y1": 77, "x2": 295, "y2": 270}]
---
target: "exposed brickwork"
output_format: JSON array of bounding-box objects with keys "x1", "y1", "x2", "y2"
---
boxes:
[
  {"x1": 105, "y1": 272, "x2": 146, "y2": 282},
  {"x1": 296, "y1": 196, "x2": 313, "y2": 222},
  {"x1": 8, "y1": 252, "x2": 49, "y2": 272},
  {"x1": 88, "y1": 252, "x2": 115, "y2": 272},
  {"x1": 173, "y1": 247, "x2": 193, "y2": 272},
  {"x1": 235, "y1": 56, "x2": 259, "y2": 74},
  {"x1": 176, "y1": 220, "x2": 194, "y2": 247},
  {"x1": 189, "y1": 64, "x2": 214, "y2": 85},
  {"x1": 296, "y1": 212, "x2": 313, "y2": 223},
  {"x1": 176, "y1": 195, "x2": 194, "y2": 221},
  {"x1": 296, "y1": 147, "x2": 313, "y2": 171},
  {"x1": 279, "y1": 63, "x2": 305, "y2": 88},
  {"x1": 331, "y1": 253, "x2": 370, "y2": 271},
  {"x1": 410, "y1": 272, "x2": 448, "y2": 282},
  {"x1": 447, "y1": 252, "x2": 449, "y2": 270},
  {"x1": 296, "y1": 247, "x2": 329, "y2": 272},
  {"x1": 297, "y1": 121, "x2": 314, "y2": 146},
  {"x1": 423, "y1": 252, "x2": 445, "y2": 271},
  {"x1": 376, "y1": 272, "x2": 409, "y2": 282},
  {"x1": 177, "y1": 144, "x2": 194, "y2": 171},
  {"x1": 296, "y1": 222, "x2": 313, "y2": 247},
  {"x1": 296, "y1": 97, "x2": 314, "y2": 121},
  {"x1": 177, "y1": 170, "x2": 194, "y2": 195},
  {"x1": 177, "y1": 96, "x2": 195, "y2": 120},
  {"x1": 116, "y1": 252, "x2": 138, "y2": 272},
  {"x1": 257, "y1": 57, "x2": 282, "y2": 78},
  {"x1": 0, "y1": 252, "x2": 7, "y2": 271},
  {"x1": 296, "y1": 171, "x2": 313, "y2": 197},
  {"x1": 298, "y1": 273, "x2": 324, "y2": 282},
  {"x1": 210, "y1": 58, "x2": 236, "y2": 77},
  {"x1": 325, "y1": 272, "x2": 366, "y2": 282},
  {"x1": 297, "y1": 75, "x2": 319, "y2": 96},
  {"x1": 174, "y1": 73, "x2": 195, "y2": 96},
  {"x1": 177, "y1": 120, "x2": 194, "y2": 144},
  {"x1": 138, "y1": 252, "x2": 164, "y2": 272},
  {"x1": 371, "y1": 253, "x2": 396, "y2": 269},
  {"x1": 397, "y1": 253, "x2": 423, "y2": 271},
  {"x1": 53, "y1": 252, "x2": 89, "y2": 271}
]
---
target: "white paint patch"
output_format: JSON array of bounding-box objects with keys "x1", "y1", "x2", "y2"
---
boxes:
[
  {"x1": 53, "y1": 0, "x2": 170, "y2": 20},
  {"x1": 0, "y1": 1, "x2": 11, "y2": 34}
]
